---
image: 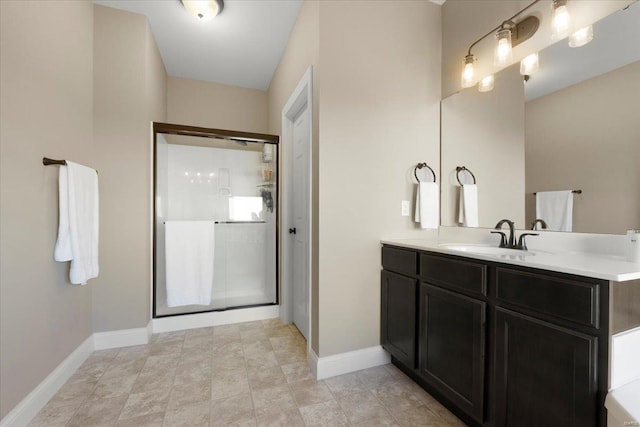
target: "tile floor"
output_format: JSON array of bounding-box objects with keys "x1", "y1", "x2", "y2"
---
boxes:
[{"x1": 30, "y1": 319, "x2": 467, "y2": 427}]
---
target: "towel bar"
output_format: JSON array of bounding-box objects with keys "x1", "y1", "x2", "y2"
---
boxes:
[
  {"x1": 533, "y1": 190, "x2": 582, "y2": 195},
  {"x1": 43, "y1": 157, "x2": 67, "y2": 166},
  {"x1": 414, "y1": 163, "x2": 436, "y2": 183},
  {"x1": 456, "y1": 166, "x2": 476, "y2": 186}
]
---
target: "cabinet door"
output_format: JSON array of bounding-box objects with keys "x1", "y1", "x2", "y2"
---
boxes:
[
  {"x1": 494, "y1": 308, "x2": 598, "y2": 427},
  {"x1": 419, "y1": 283, "x2": 485, "y2": 422},
  {"x1": 381, "y1": 270, "x2": 417, "y2": 367}
]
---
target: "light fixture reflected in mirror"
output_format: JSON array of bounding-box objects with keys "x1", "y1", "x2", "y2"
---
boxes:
[
  {"x1": 461, "y1": 54, "x2": 477, "y2": 88},
  {"x1": 520, "y1": 52, "x2": 539, "y2": 75},
  {"x1": 181, "y1": 0, "x2": 224, "y2": 21},
  {"x1": 478, "y1": 75, "x2": 495, "y2": 92},
  {"x1": 552, "y1": 0, "x2": 571, "y2": 39},
  {"x1": 569, "y1": 25, "x2": 594, "y2": 47},
  {"x1": 494, "y1": 27, "x2": 513, "y2": 67}
]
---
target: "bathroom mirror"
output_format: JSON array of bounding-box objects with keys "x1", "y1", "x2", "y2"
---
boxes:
[{"x1": 440, "y1": 3, "x2": 640, "y2": 234}]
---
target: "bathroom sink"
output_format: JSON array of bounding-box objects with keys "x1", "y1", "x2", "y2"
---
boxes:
[{"x1": 438, "y1": 244, "x2": 537, "y2": 257}]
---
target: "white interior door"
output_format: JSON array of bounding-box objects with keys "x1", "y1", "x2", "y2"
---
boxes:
[{"x1": 291, "y1": 106, "x2": 310, "y2": 340}]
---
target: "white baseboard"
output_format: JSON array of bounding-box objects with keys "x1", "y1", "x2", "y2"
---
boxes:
[
  {"x1": 93, "y1": 327, "x2": 150, "y2": 350},
  {"x1": 150, "y1": 305, "x2": 280, "y2": 334},
  {"x1": 0, "y1": 336, "x2": 94, "y2": 427},
  {"x1": 312, "y1": 345, "x2": 391, "y2": 380},
  {"x1": 308, "y1": 347, "x2": 319, "y2": 379}
]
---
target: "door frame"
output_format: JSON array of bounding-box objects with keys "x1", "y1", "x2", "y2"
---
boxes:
[{"x1": 281, "y1": 66, "x2": 313, "y2": 345}]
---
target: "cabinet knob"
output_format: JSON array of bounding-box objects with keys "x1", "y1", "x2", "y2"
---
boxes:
[{"x1": 288, "y1": 227, "x2": 297, "y2": 235}]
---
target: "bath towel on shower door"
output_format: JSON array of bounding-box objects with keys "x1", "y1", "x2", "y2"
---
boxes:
[{"x1": 165, "y1": 221, "x2": 215, "y2": 307}]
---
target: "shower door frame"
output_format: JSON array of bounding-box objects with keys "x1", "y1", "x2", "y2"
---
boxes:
[{"x1": 152, "y1": 122, "x2": 280, "y2": 318}]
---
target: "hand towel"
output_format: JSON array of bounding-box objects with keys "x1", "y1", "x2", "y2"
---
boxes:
[
  {"x1": 165, "y1": 221, "x2": 215, "y2": 307},
  {"x1": 458, "y1": 184, "x2": 479, "y2": 227},
  {"x1": 54, "y1": 161, "x2": 99, "y2": 285},
  {"x1": 536, "y1": 190, "x2": 573, "y2": 232},
  {"x1": 414, "y1": 182, "x2": 439, "y2": 229}
]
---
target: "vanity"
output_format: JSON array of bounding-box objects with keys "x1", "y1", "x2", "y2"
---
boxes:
[{"x1": 380, "y1": 233, "x2": 640, "y2": 427}]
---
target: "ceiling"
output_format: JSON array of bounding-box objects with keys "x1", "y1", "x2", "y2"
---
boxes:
[{"x1": 93, "y1": 0, "x2": 303, "y2": 91}]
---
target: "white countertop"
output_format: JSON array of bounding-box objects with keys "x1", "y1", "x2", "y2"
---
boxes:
[{"x1": 381, "y1": 237, "x2": 640, "y2": 282}]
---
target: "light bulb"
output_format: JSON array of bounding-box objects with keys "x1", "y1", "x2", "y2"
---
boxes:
[
  {"x1": 552, "y1": 0, "x2": 571, "y2": 40},
  {"x1": 569, "y1": 25, "x2": 593, "y2": 48},
  {"x1": 181, "y1": 0, "x2": 223, "y2": 21},
  {"x1": 520, "y1": 53, "x2": 539, "y2": 75},
  {"x1": 478, "y1": 75, "x2": 495, "y2": 93},
  {"x1": 494, "y1": 29, "x2": 513, "y2": 67},
  {"x1": 461, "y1": 54, "x2": 476, "y2": 88}
]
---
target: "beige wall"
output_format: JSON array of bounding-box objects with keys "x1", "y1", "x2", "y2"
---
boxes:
[
  {"x1": 317, "y1": 1, "x2": 442, "y2": 357},
  {"x1": 0, "y1": 0, "x2": 95, "y2": 418},
  {"x1": 92, "y1": 5, "x2": 167, "y2": 332},
  {"x1": 168, "y1": 77, "x2": 268, "y2": 134},
  {"x1": 525, "y1": 61, "x2": 640, "y2": 234},
  {"x1": 267, "y1": 0, "x2": 321, "y2": 353},
  {"x1": 441, "y1": 64, "x2": 525, "y2": 229}
]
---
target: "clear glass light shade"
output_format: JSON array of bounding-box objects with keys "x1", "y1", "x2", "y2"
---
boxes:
[
  {"x1": 494, "y1": 29, "x2": 513, "y2": 67},
  {"x1": 182, "y1": 0, "x2": 222, "y2": 21},
  {"x1": 461, "y1": 55, "x2": 477, "y2": 88},
  {"x1": 569, "y1": 25, "x2": 593, "y2": 47},
  {"x1": 552, "y1": 2, "x2": 571, "y2": 39},
  {"x1": 478, "y1": 75, "x2": 495, "y2": 92},
  {"x1": 520, "y1": 53, "x2": 539, "y2": 75}
]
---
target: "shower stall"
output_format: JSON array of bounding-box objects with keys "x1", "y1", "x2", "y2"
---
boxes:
[{"x1": 153, "y1": 123, "x2": 279, "y2": 317}]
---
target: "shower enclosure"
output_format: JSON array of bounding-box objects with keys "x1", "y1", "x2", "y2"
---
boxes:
[{"x1": 153, "y1": 123, "x2": 279, "y2": 317}]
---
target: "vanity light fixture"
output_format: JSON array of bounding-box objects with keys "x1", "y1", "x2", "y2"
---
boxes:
[
  {"x1": 461, "y1": 54, "x2": 477, "y2": 88},
  {"x1": 551, "y1": 0, "x2": 571, "y2": 39},
  {"x1": 460, "y1": 0, "x2": 540, "y2": 89},
  {"x1": 520, "y1": 52, "x2": 539, "y2": 75},
  {"x1": 181, "y1": 0, "x2": 224, "y2": 21},
  {"x1": 569, "y1": 25, "x2": 594, "y2": 47},
  {"x1": 478, "y1": 75, "x2": 495, "y2": 92},
  {"x1": 494, "y1": 27, "x2": 514, "y2": 67}
]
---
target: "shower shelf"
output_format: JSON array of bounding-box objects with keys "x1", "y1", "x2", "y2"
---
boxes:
[{"x1": 257, "y1": 183, "x2": 274, "y2": 188}]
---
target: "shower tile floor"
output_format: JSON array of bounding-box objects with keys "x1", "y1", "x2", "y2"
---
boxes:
[{"x1": 30, "y1": 319, "x2": 467, "y2": 427}]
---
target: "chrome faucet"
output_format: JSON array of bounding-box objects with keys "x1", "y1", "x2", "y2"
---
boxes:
[
  {"x1": 530, "y1": 218, "x2": 548, "y2": 230},
  {"x1": 492, "y1": 219, "x2": 539, "y2": 250},
  {"x1": 492, "y1": 219, "x2": 515, "y2": 248}
]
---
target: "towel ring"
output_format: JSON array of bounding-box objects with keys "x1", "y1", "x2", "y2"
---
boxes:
[
  {"x1": 414, "y1": 163, "x2": 436, "y2": 183},
  {"x1": 456, "y1": 166, "x2": 476, "y2": 186}
]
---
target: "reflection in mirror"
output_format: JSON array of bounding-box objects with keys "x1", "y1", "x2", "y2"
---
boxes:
[{"x1": 441, "y1": 3, "x2": 640, "y2": 234}]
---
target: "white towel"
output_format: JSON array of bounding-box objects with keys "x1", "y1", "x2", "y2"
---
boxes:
[
  {"x1": 458, "y1": 184, "x2": 479, "y2": 227},
  {"x1": 165, "y1": 221, "x2": 215, "y2": 307},
  {"x1": 54, "y1": 161, "x2": 99, "y2": 285},
  {"x1": 414, "y1": 182, "x2": 439, "y2": 229},
  {"x1": 536, "y1": 190, "x2": 573, "y2": 232}
]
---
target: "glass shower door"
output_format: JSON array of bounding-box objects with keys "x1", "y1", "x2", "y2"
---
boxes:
[{"x1": 153, "y1": 124, "x2": 278, "y2": 317}]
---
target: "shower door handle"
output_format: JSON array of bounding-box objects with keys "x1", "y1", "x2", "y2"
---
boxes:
[{"x1": 288, "y1": 227, "x2": 297, "y2": 235}]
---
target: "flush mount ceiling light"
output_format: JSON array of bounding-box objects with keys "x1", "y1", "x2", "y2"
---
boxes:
[
  {"x1": 181, "y1": 0, "x2": 224, "y2": 21},
  {"x1": 569, "y1": 25, "x2": 594, "y2": 47},
  {"x1": 460, "y1": 0, "x2": 540, "y2": 90}
]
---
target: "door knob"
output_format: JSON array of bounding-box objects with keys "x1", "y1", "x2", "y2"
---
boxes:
[{"x1": 288, "y1": 227, "x2": 297, "y2": 235}]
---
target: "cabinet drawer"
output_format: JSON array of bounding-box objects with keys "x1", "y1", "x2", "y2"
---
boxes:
[
  {"x1": 495, "y1": 268, "x2": 601, "y2": 329},
  {"x1": 420, "y1": 253, "x2": 487, "y2": 296},
  {"x1": 382, "y1": 246, "x2": 418, "y2": 276}
]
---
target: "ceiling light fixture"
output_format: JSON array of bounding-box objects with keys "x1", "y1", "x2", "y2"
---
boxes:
[
  {"x1": 568, "y1": 25, "x2": 593, "y2": 47},
  {"x1": 181, "y1": 0, "x2": 224, "y2": 21},
  {"x1": 551, "y1": 0, "x2": 571, "y2": 39},
  {"x1": 520, "y1": 52, "x2": 539, "y2": 75},
  {"x1": 460, "y1": 0, "x2": 540, "y2": 89}
]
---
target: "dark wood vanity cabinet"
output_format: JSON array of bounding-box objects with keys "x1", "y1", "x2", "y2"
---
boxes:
[
  {"x1": 419, "y1": 284, "x2": 486, "y2": 422},
  {"x1": 381, "y1": 247, "x2": 418, "y2": 367},
  {"x1": 380, "y1": 245, "x2": 609, "y2": 427}
]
